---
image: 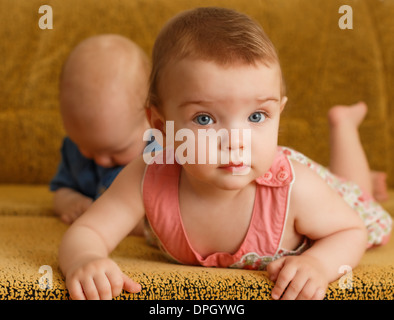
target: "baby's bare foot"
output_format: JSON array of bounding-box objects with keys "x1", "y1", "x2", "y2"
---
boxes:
[
  {"x1": 328, "y1": 101, "x2": 368, "y2": 128},
  {"x1": 371, "y1": 171, "x2": 389, "y2": 202}
]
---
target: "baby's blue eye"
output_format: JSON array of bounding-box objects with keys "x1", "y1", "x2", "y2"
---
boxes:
[
  {"x1": 248, "y1": 112, "x2": 266, "y2": 123},
  {"x1": 194, "y1": 114, "x2": 213, "y2": 125}
]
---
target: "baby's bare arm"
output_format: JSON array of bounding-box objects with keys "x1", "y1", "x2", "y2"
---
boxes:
[
  {"x1": 268, "y1": 160, "x2": 367, "y2": 300},
  {"x1": 58, "y1": 156, "x2": 147, "y2": 300}
]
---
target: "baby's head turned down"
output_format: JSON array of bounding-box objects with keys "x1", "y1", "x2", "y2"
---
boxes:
[
  {"x1": 148, "y1": 7, "x2": 285, "y2": 109},
  {"x1": 59, "y1": 34, "x2": 150, "y2": 132}
]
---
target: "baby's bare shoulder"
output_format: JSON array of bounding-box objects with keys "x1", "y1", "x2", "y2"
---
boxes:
[
  {"x1": 290, "y1": 159, "x2": 323, "y2": 185},
  {"x1": 121, "y1": 154, "x2": 148, "y2": 180},
  {"x1": 289, "y1": 159, "x2": 339, "y2": 212},
  {"x1": 106, "y1": 154, "x2": 148, "y2": 204},
  {"x1": 289, "y1": 159, "x2": 365, "y2": 239}
]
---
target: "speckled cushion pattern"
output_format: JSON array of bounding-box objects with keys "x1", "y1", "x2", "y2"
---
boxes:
[
  {"x1": 0, "y1": 187, "x2": 393, "y2": 300},
  {"x1": 1, "y1": 208, "x2": 394, "y2": 300},
  {"x1": 1, "y1": 0, "x2": 394, "y2": 300}
]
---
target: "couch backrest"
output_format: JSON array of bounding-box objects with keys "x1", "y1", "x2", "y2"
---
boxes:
[{"x1": 1, "y1": 0, "x2": 393, "y2": 186}]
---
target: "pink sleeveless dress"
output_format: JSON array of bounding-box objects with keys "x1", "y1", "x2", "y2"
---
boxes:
[{"x1": 142, "y1": 147, "x2": 392, "y2": 270}]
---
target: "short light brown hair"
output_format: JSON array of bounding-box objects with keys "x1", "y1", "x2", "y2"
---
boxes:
[{"x1": 148, "y1": 7, "x2": 283, "y2": 107}]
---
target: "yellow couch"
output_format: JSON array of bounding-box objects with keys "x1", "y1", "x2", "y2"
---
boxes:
[{"x1": 1, "y1": 0, "x2": 394, "y2": 300}]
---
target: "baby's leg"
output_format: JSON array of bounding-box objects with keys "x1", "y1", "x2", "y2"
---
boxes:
[
  {"x1": 327, "y1": 102, "x2": 373, "y2": 195},
  {"x1": 371, "y1": 171, "x2": 389, "y2": 202}
]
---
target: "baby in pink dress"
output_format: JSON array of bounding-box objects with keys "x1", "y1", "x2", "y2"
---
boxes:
[{"x1": 58, "y1": 7, "x2": 392, "y2": 300}]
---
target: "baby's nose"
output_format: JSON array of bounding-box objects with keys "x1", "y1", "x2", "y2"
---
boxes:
[{"x1": 219, "y1": 128, "x2": 249, "y2": 150}]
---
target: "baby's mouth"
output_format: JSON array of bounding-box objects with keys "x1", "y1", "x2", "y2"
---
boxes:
[
  {"x1": 219, "y1": 161, "x2": 244, "y2": 168},
  {"x1": 218, "y1": 161, "x2": 250, "y2": 173}
]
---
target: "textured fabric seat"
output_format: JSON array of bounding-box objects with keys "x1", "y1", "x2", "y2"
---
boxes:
[
  {"x1": 0, "y1": 187, "x2": 393, "y2": 299},
  {"x1": 0, "y1": 0, "x2": 394, "y2": 299}
]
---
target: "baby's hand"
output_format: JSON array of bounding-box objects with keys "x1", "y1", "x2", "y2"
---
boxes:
[
  {"x1": 66, "y1": 257, "x2": 141, "y2": 300},
  {"x1": 267, "y1": 255, "x2": 328, "y2": 300},
  {"x1": 54, "y1": 188, "x2": 93, "y2": 224},
  {"x1": 65, "y1": 195, "x2": 93, "y2": 224}
]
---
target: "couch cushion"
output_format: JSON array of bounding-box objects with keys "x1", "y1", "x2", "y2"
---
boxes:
[
  {"x1": 1, "y1": 214, "x2": 393, "y2": 300},
  {"x1": 0, "y1": 185, "x2": 54, "y2": 216},
  {"x1": 2, "y1": 185, "x2": 394, "y2": 218}
]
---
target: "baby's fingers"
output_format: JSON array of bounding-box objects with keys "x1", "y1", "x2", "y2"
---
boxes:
[
  {"x1": 105, "y1": 271, "x2": 141, "y2": 297},
  {"x1": 280, "y1": 271, "x2": 309, "y2": 300},
  {"x1": 80, "y1": 277, "x2": 101, "y2": 300},
  {"x1": 267, "y1": 257, "x2": 286, "y2": 282},
  {"x1": 296, "y1": 281, "x2": 326, "y2": 300},
  {"x1": 66, "y1": 278, "x2": 86, "y2": 300},
  {"x1": 94, "y1": 273, "x2": 114, "y2": 300},
  {"x1": 122, "y1": 273, "x2": 142, "y2": 294},
  {"x1": 269, "y1": 259, "x2": 298, "y2": 300}
]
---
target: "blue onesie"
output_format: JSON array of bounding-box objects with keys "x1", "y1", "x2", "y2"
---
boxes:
[
  {"x1": 50, "y1": 137, "x2": 123, "y2": 199},
  {"x1": 50, "y1": 135, "x2": 162, "y2": 199}
]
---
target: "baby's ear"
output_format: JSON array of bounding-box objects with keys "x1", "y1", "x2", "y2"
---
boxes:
[
  {"x1": 280, "y1": 96, "x2": 288, "y2": 113},
  {"x1": 147, "y1": 105, "x2": 165, "y2": 133}
]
